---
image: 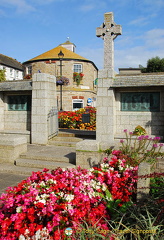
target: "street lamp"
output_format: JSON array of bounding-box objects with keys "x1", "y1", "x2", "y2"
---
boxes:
[{"x1": 58, "y1": 50, "x2": 64, "y2": 111}]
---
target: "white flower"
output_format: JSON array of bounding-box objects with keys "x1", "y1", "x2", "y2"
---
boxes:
[
  {"x1": 58, "y1": 192, "x2": 64, "y2": 197},
  {"x1": 39, "y1": 181, "x2": 46, "y2": 187},
  {"x1": 16, "y1": 206, "x2": 22, "y2": 213},
  {"x1": 102, "y1": 183, "x2": 107, "y2": 191},
  {"x1": 67, "y1": 204, "x2": 73, "y2": 210},
  {"x1": 119, "y1": 166, "x2": 124, "y2": 171},
  {"x1": 65, "y1": 194, "x2": 74, "y2": 202},
  {"x1": 47, "y1": 179, "x2": 56, "y2": 184},
  {"x1": 19, "y1": 235, "x2": 25, "y2": 240}
]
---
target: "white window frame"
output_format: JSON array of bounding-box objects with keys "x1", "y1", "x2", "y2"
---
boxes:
[
  {"x1": 10, "y1": 68, "x2": 13, "y2": 77},
  {"x1": 27, "y1": 66, "x2": 32, "y2": 75},
  {"x1": 73, "y1": 64, "x2": 82, "y2": 73},
  {"x1": 72, "y1": 99, "x2": 84, "y2": 111}
]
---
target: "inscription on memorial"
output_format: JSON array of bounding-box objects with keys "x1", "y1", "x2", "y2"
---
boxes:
[
  {"x1": 8, "y1": 95, "x2": 31, "y2": 111},
  {"x1": 121, "y1": 92, "x2": 160, "y2": 112}
]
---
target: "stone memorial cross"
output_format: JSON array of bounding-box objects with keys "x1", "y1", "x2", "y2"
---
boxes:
[{"x1": 96, "y1": 12, "x2": 122, "y2": 77}]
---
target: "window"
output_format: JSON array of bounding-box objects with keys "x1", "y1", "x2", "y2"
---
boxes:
[
  {"x1": 10, "y1": 68, "x2": 13, "y2": 76},
  {"x1": 74, "y1": 64, "x2": 82, "y2": 73},
  {"x1": 8, "y1": 95, "x2": 31, "y2": 111},
  {"x1": 27, "y1": 66, "x2": 32, "y2": 75},
  {"x1": 72, "y1": 99, "x2": 84, "y2": 111},
  {"x1": 121, "y1": 92, "x2": 160, "y2": 112}
]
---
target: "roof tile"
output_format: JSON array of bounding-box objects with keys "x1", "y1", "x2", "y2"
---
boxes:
[{"x1": 25, "y1": 46, "x2": 88, "y2": 62}]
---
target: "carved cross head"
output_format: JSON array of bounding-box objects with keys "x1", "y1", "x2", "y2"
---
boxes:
[{"x1": 96, "y1": 12, "x2": 122, "y2": 40}]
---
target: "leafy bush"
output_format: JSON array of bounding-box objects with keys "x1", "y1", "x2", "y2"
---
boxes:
[{"x1": 0, "y1": 69, "x2": 6, "y2": 82}]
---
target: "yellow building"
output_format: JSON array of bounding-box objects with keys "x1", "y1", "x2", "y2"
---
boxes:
[{"x1": 23, "y1": 40, "x2": 98, "y2": 111}]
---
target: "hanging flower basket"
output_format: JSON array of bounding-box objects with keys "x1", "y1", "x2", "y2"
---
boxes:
[{"x1": 56, "y1": 76, "x2": 69, "y2": 86}]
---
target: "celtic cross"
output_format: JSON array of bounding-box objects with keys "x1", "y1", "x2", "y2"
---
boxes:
[{"x1": 96, "y1": 12, "x2": 122, "y2": 77}]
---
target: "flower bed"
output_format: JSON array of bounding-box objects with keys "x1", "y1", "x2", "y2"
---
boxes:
[
  {"x1": 0, "y1": 151, "x2": 138, "y2": 239},
  {"x1": 58, "y1": 107, "x2": 96, "y2": 130}
]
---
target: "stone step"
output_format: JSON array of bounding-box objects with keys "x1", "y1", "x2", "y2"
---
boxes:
[
  {"x1": 58, "y1": 132, "x2": 76, "y2": 137},
  {"x1": 19, "y1": 154, "x2": 74, "y2": 163},
  {"x1": 48, "y1": 141, "x2": 78, "y2": 147},
  {"x1": 0, "y1": 163, "x2": 46, "y2": 175},
  {"x1": 50, "y1": 136, "x2": 83, "y2": 142},
  {"x1": 15, "y1": 158, "x2": 76, "y2": 169}
]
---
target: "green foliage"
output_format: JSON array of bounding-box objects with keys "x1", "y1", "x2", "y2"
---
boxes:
[
  {"x1": 103, "y1": 148, "x2": 113, "y2": 156},
  {"x1": 150, "y1": 176, "x2": 164, "y2": 199},
  {"x1": 0, "y1": 69, "x2": 6, "y2": 82},
  {"x1": 142, "y1": 56, "x2": 164, "y2": 73}
]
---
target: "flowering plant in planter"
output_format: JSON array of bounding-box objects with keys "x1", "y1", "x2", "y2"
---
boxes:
[
  {"x1": 56, "y1": 76, "x2": 69, "y2": 86},
  {"x1": 0, "y1": 151, "x2": 138, "y2": 239},
  {"x1": 24, "y1": 74, "x2": 32, "y2": 79},
  {"x1": 73, "y1": 72, "x2": 84, "y2": 85},
  {"x1": 58, "y1": 107, "x2": 96, "y2": 130}
]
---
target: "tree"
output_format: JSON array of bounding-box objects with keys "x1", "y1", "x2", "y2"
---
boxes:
[
  {"x1": 0, "y1": 69, "x2": 6, "y2": 81},
  {"x1": 142, "y1": 56, "x2": 164, "y2": 73}
]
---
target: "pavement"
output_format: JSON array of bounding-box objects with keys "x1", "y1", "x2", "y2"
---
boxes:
[
  {"x1": 0, "y1": 172, "x2": 29, "y2": 196},
  {"x1": 0, "y1": 129, "x2": 96, "y2": 196}
]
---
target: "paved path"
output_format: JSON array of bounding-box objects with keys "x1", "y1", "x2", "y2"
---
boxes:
[
  {"x1": 0, "y1": 172, "x2": 29, "y2": 196},
  {"x1": 0, "y1": 129, "x2": 96, "y2": 196},
  {"x1": 0, "y1": 144, "x2": 76, "y2": 195}
]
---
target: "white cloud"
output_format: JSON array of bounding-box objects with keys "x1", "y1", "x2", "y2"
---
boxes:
[
  {"x1": 79, "y1": 4, "x2": 95, "y2": 12},
  {"x1": 0, "y1": 8, "x2": 6, "y2": 16},
  {"x1": 129, "y1": 16, "x2": 150, "y2": 26},
  {"x1": 0, "y1": 0, "x2": 35, "y2": 13},
  {"x1": 114, "y1": 28, "x2": 164, "y2": 71},
  {"x1": 144, "y1": 29, "x2": 164, "y2": 48},
  {"x1": 83, "y1": 27, "x2": 164, "y2": 72},
  {"x1": 79, "y1": 47, "x2": 103, "y2": 69},
  {"x1": 78, "y1": 0, "x2": 106, "y2": 12}
]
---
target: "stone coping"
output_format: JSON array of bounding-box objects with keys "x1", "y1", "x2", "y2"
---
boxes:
[{"x1": 0, "y1": 135, "x2": 27, "y2": 146}]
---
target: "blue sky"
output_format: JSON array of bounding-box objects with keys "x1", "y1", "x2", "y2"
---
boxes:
[{"x1": 0, "y1": 0, "x2": 164, "y2": 72}]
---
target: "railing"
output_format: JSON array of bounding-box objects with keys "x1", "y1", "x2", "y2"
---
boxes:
[{"x1": 47, "y1": 107, "x2": 58, "y2": 139}]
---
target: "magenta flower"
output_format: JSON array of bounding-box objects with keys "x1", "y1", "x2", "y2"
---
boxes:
[
  {"x1": 153, "y1": 136, "x2": 161, "y2": 141},
  {"x1": 159, "y1": 143, "x2": 164, "y2": 147},
  {"x1": 153, "y1": 143, "x2": 158, "y2": 148}
]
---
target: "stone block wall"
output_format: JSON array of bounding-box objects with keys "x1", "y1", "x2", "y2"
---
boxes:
[
  {"x1": 57, "y1": 89, "x2": 96, "y2": 111},
  {"x1": 4, "y1": 111, "x2": 31, "y2": 131},
  {"x1": 32, "y1": 60, "x2": 97, "y2": 90},
  {"x1": 0, "y1": 92, "x2": 4, "y2": 130},
  {"x1": 31, "y1": 73, "x2": 57, "y2": 144},
  {"x1": 114, "y1": 87, "x2": 164, "y2": 137}
]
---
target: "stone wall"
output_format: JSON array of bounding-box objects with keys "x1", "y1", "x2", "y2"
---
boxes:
[
  {"x1": 113, "y1": 72, "x2": 164, "y2": 87},
  {"x1": 0, "y1": 92, "x2": 4, "y2": 130},
  {"x1": 111, "y1": 73, "x2": 164, "y2": 137},
  {"x1": 56, "y1": 89, "x2": 96, "y2": 111},
  {"x1": 32, "y1": 60, "x2": 97, "y2": 90},
  {"x1": 31, "y1": 60, "x2": 97, "y2": 111},
  {"x1": 4, "y1": 111, "x2": 31, "y2": 131},
  {"x1": 31, "y1": 73, "x2": 57, "y2": 144},
  {"x1": 114, "y1": 87, "x2": 164, "y2": 137}
]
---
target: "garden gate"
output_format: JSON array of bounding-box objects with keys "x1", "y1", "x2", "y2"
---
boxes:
[{"x1": 47, "y1": 107, "x2": 58, "y2": 139}]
